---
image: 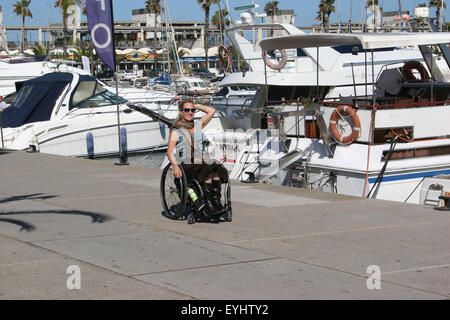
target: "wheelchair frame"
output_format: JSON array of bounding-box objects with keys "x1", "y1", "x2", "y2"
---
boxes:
[{"x1": 160, "y1": 163, "x2": 232, "y2": 224}]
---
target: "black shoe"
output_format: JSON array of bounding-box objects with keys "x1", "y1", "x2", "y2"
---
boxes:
[
  {"x1": 203, "y1": 183, "x2": 216, "y2": 216},
  {"x1": 212, "y1": 181, "x2": 224, "y2": 213}
]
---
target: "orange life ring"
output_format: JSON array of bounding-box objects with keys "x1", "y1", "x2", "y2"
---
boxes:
[
  {"x1": 218, "y1": 45, "x2": 232, "y2": 73},
  {"x1": 402, "y1": 61, "x2": 430, "y2": 81},
  {"x1": 329, "y1": 105, "x2": 361, "y2": 144},
  {"x1": 262, "y1": 50, "x2": 287, "y2": 71}
]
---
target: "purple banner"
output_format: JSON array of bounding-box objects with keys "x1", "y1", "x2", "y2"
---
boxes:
[{"x1": 86, "y1": 0, "x2": 116, "y2": 71}]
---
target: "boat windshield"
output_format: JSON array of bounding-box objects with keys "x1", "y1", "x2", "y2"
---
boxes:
[
  {"x1": 195, "y1": 82, "x2": 207, "y2": 88},
  {"x1": 71, "y1": 81, "x2": 127, "y2": 109}
]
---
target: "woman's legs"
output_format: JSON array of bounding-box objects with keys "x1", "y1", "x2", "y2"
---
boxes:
[{"x1": 200, "y1": 166, "x2": 225, "y2": 214}]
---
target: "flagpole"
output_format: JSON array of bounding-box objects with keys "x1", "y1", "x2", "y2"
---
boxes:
[{"x1": 110, "y1": 0, "x2": 128, "y2": 165}]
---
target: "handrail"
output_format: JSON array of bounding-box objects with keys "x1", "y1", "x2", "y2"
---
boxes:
[{"x1": 321, "y1": 99, "x2": 450, "y2": 109}]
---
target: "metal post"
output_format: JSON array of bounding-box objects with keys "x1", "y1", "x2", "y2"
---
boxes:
[
  {"x1": 316, "y1": 47, "x2": 320, "y2": 98},
  {"x1": 114, "y1": 73, "x2": 128, "y2": 165},
  {"x1": 372, "y1": 50, "x2": 375, "y2": 105},
  {"x1": 430, "y1": 48, "x2": 434, "y2": 102},
  {"x1": 338, "y1": 0, "x2": 341, "y2": 33},
  {"x1": 0, "y1": 112, "x2": 4, "y2": 149},
  {"x1": 365, "y1": 50, "x2": 368, "y2": 98},
  {"x1": 264, "y1": 51, "x2": 269, "y2": 135}
]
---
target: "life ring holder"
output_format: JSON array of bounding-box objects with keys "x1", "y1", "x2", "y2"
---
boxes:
[
  {"x1": 262, "y1": 49, "x2": 287, "y2": 71},
  {"x1": 402, "y1": 61, "x2": 430, "y2": 81},
  {"x1": 218, "y1": 45, "x2": 232, "y2": 73},
  {"x1": 329, "y1": 105, "x2": 361, "y2": 145}
]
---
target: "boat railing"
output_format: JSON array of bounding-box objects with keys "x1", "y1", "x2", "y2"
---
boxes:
[{"x1": 321, "y1": 99, "x2": 450, "y2": 110}]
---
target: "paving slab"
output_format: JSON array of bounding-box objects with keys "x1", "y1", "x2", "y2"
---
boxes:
[
  {"x1": 0, "y1": 236, "x2": 191, "y2": 300},
  {"x1": 33, "y1": 230, "x2": 273, "y2": 276},
  {"x1": 136, "y1": 258, "x2": 444, "y2": 300},
  {"x1": 382, "y1": 265, "x2": 450, "y2": 297}
]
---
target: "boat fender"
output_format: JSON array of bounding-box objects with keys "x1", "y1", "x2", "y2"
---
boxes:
[
  {"x1": 402, "y1": 61, "x2": 430, "y2": 81},
  {"x1": 262, "y1": 50, "x2": 287, "y2": 71},
  {"x1": 329, "y1": 105, "x2": 361, "y2": 145},
  {"x1": 121, "y1": 127, "x2": 128, "y2": 154},
  {"x1": 86, "y1": 132, "x2": 94, "y2": 159},
  {"x1": 27, "y1": 135, "x2": 40, "y2": 153},
  {"x1": 159, "y1": 110, "x2": 166, "y2": 139}
]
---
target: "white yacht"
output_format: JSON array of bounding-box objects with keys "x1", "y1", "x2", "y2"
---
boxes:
[
  {"x1": 216, "y1": 2, "x2": 449, "y2": 109},
  {"x1": 0, "y1": 72, "x2": 175, "y2": 158},
  {"x1": 0, "y1": 56, "x2": 90, "y2": 97},
  {"x1": 203, "y1": 32, "x2": 450, "y2": 205},
  {"x1": 0, "y1": 71, "x2": 237, "y2": 158},
  {"x1": 175, "y1": 76, "x2": 219, "y2": 96}
]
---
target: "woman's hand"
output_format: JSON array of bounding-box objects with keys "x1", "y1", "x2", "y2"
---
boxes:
[{"x1": 173, "y1": 165, "x2": 182, "y2": 178}]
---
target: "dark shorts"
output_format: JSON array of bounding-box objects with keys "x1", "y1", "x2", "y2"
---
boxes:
[{"x1": 181, "y1": 162, "x2": 229, "y2": 183}]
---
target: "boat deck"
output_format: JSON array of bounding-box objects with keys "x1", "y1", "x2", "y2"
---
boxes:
[{"x1": 0, "y1": 150, "x2": 449, "y2": 299}]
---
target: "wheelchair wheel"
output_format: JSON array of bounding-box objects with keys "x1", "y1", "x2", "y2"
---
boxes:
[
  {"x1": 223, "y1": 183, "x2": 232, "y2": 222},
  {"x1": 160, "y1": 163, "x2": 187, "y2": 220}
]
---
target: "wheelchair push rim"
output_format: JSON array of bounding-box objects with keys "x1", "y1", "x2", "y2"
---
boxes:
[{"x1": 160, "y1": 163, "x2": 188, "y2": 219}]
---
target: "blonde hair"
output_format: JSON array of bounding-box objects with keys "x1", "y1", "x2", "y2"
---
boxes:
[{"x1": 171, "y1": 99, "x2": 194, "y2": 129}]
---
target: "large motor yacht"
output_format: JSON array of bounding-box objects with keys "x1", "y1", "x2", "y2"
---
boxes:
[{"x1": 203, "y1": 32, "x2": 450, "y2": 205}]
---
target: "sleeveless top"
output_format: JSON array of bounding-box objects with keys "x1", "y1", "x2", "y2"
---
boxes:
[{"x1": 172, "y1": 120, "x2": 206, "y2": 163}]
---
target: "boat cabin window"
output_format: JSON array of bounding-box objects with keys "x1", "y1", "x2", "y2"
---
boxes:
[
  {"x1": 193, "y1": 82, "x2": 206, "y2": 88},
  {"x1": 72, "y1": 81, "x2": 97, "y2": 106},
  {"x1": 71, "y1": 81, "x2": 126, "y2": 109},
  {"x1": 11, "y1": 84, "x2": 33, "y2": 108}
]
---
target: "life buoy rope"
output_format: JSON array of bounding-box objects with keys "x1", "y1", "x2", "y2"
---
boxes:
[
  {"x1": 218, "y1": 45, "x2": 232, "y2": 73},
  {"x1": 262, "y1": 49, "x2": 287, "y2": 71},
  {"x1": 402, "y1": 61, "x2": 430, "y2": 81},
  {"x1": 329, "y1": 105, "x2": 361, "y2": 145}
]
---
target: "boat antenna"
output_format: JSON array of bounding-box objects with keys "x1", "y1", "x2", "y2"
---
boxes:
[
  {"x1": 164, "y1": 0, "x2": 183, "y2": 75},
  {"x1": 348, "y1": 0, "x2": 353, "y2": 33}
]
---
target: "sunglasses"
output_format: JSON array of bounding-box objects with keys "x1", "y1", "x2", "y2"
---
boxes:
[{"x1": 183, "y1": 108, "x2": 196, "y2": 113}]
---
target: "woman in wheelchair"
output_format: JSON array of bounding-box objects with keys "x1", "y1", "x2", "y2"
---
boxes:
[{"x1": 167, "y1": 100, "x2": 228, "y2": 215}]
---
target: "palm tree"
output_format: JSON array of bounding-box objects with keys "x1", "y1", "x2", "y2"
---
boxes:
[
  {"x1": 197, "y1": 0, "x2": 219, "y2": 72},
  {"x1": 74, "y1": 42, "x2": 93, "y2": 60},
  {"x1": 316, "y1": 0, "x2": 335, "y2": 32},
  {"x1": 13, "y1": 0, "x2": 32, "y2": 54},
  {"x1": 429, "y1": 0, "x2": 447, "y2": 28},
  {"x1": 264, "y1": 1, "x2": 280, "y2": 36},
  {"x1": 211, "y1": 9, "x2": 230, "y2": 45},
  {"x1": 54, "y1": 0, "x2": 83, "y2": 59},
  {"x1": 145, "y1": 0, "x2": 164, "y2": 44},
  {"x1": 32, "y1": 44, "x2": 48, "y2": 56}
]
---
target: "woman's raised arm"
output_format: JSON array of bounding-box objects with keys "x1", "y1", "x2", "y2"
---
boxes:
[{"x1": 195, "y1": 104, "x2": 216, "y2": 129}]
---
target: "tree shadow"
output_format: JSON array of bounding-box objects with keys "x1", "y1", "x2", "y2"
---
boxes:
[
  {"x1": 0, "y1": 193, "x2": 113, "y2": 232},
  {"x1": 0, "y1": 193, "x2": 58, "y2": 204},
  {"x1": 0, "y1": 210, "x2": 112, "y2": 223},
  {"x1": 0, "y1": 218, "x2": 35, "y2": 231}
]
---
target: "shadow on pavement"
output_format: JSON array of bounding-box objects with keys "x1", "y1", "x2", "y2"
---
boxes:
[
  {"x1": 0, "y1": 193, "x2": 58, "y2": 204},
  {"x1": 0, "y1": 217, "x2": 35, "y2": 231},
  {"x1": 0, "y1": 193, "x2": 113, "y2": 231}
]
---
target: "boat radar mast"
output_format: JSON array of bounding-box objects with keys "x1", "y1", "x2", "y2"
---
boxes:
[{"x1": 232, "y1": 2, "x2": 267, "y2": 26}]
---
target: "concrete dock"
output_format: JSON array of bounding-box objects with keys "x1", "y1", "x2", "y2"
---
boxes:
[{"x1": 0, "y1": 150, "x2": 449, "y2": 300}]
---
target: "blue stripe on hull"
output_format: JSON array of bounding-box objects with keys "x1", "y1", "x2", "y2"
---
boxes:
[{"x1": 368, "y1": 169, "x2": 450, "y2": 184}]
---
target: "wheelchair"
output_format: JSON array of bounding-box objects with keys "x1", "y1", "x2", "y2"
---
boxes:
[{"x1": 160, "y1": 163, "x2": 232, "y2": 224}]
